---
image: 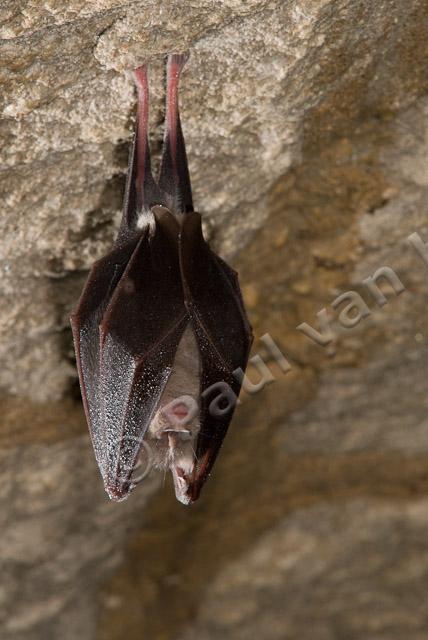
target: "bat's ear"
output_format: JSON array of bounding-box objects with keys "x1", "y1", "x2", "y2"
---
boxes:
[{"x1": 158, "y1": 53, "x2": 193, "y2": 214}]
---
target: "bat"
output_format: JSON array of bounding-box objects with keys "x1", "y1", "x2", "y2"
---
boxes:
[{"x1": 70, "y1": 53, "x2": 253, "y2": 505}]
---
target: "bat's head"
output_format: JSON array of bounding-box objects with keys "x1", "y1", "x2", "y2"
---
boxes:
[{"x1": 142, "y1": 324, "x2": 202, "y2": 504}]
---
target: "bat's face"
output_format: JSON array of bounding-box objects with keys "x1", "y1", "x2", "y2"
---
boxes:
[{"x1": 71, "y1": 55, "x2": 253, "y2": 505}]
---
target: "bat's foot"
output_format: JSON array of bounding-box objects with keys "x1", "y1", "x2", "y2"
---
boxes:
[
  {"x1": 133, "y1": 64, "x2": 148, "y2": 94},
  {"x1": 167, "y1": 52, "x2": 190, "y2": 76}
]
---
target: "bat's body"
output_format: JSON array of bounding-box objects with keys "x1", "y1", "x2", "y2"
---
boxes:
[{"x1": 71, "y1": 54, "x2": 253, "y2": 504}]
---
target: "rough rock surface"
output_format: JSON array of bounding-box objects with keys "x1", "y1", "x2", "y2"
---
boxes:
[
  {"x1": 1, "y1": 0, "x2": 428, "y2": 639},
  {"x1": 0, "y1": 435, "x2": 159, "y2": 639},
  {"x1": 179, "y1": 500, "x2": 428, "y2": 640}
]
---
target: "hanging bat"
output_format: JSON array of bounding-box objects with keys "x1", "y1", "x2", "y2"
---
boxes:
[{"x1": 70, "y1": 53, "x2": 253, "y2": 505}]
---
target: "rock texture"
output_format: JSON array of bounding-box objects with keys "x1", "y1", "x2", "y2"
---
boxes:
[
  {"x1": 178, "y1": 500, "x2": 428, "y2": 640},
  {"x1": 0, "y1": 435, "x2": 159, "y2": 639},
  {"x1": 1, "y1": 0, "x2": 428, "y2": 639}
]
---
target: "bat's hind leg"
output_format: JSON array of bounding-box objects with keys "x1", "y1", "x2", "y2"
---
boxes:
[
  {"x1": 158, "y1": 53, "x2": 193, "y2": 214},
  {"x1": 132, "y1": 65, "x2": 158, "y2": 215}
]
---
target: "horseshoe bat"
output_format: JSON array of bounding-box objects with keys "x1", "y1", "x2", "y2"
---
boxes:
[{"x1": 70, "y1": 54, "x2": 253, "y2": 504}]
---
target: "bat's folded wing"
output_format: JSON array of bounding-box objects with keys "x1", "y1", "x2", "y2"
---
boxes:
[
  {"x1": 70, "y1": 239, "x2": 139, "y2": 477},
  {"x1": 179, "y1": 212, "x2": 253, "y2": 502},
  {"x1": 97, "y1": 209, "x2": 189, "y2": 499}
]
